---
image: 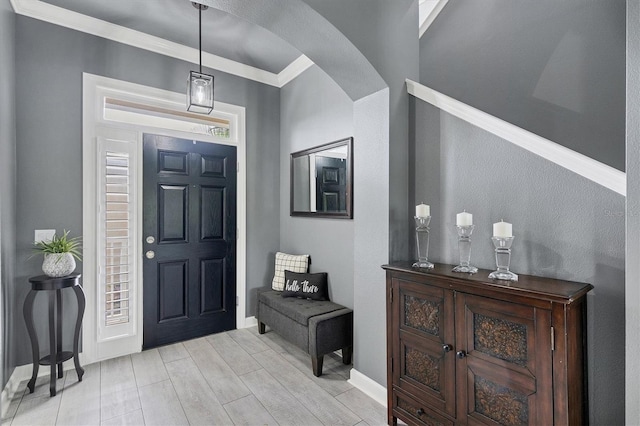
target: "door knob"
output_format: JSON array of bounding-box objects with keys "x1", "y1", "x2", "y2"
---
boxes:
[
  {"x1": 456, "y1": 350, "x2": 467, "y2": 359},
  {"x1": 145, "y1": 250, "x2": 155, "y2": 259},
  {"x1": 146, "y1": 236, "x2": 155, "y2": 244},
  {"x1": 442, "y1": 344, "x2": 452, "y2": 353}
]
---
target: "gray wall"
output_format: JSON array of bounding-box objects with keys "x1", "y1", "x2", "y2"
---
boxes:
[
  {"x1": 305, "y1": 0, "x2": 419, "y2": 262},
  {"x1": 411, "y1": 99, "x2": 625, "y2": 424},
  {"x1": 352, "y1": 89, "x2": 390, "y2": 385},
  {"x1": 279, "y1": 65, "x2": 355, "y2": 308},
  {"x1": 303, "y1": 0, "x2": 417, "y2": 385},
  {"x1": 626, "y1": 0, "x2": 640, "y2": 422},
  {"x1": 12, "y1": 16, "x2": 281, "y2": 366},
  {"x1": 292, "y1": 158, "x2": 310, "y2": 212},
  {"x1": 418, "y1": 3, "x2": 627, "y2": 422},
  {"x1": 0, "y1": 0, "x2": 16, "y2": 391},
  {"x1": 202, "y1": 0, "x2": 406, "y2": 389},
  {"x1": 420, "y1": 0, "x2": 626, "y2": 171}
]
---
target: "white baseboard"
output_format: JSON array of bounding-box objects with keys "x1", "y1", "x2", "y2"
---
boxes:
[
  {"x1": 0, "y1": 366, "x2": 25, "y2": 420},
  {"x1": 1, "y1": 360, "x2": 80, "y2": 418},
  {"x1": 0, "y1": 387, "x2": 10, "y2": 419},
  {"x1": 348, "y1": 368, "x2": 387, "y2": 408},
  {"x1": 240, "y1": 315, "x2": 258, "y2": 329}
]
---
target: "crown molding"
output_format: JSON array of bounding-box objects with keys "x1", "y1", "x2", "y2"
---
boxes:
[
  {"x1": 419, "y1": 0, "x2": 448, "y2": 38},
  {"x1": 406, "y1": 79, "x2": 626, "y2": 196},
  {"x1": 10, "y1": 0, "x2": 313, "y2": 87},
  {"x1": 278, "y1": 55, "x2": 315, "y2": 87}
]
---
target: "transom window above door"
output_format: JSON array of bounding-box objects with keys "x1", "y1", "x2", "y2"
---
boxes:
[{"x1": 104, "y1": 97, "x2": 232, "y2": 139}]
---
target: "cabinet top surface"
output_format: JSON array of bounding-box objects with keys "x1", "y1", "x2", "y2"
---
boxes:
[{"x1": 383, "y1": 262, "x2": 593, "y2": 303}]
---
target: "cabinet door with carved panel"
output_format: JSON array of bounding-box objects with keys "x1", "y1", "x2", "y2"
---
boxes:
[
  {"x1": 392, "y1": 278, "x2": 456, "y2": 419},
  {"x1": 454, "y1": 293, "x2": 553, "y2": 425}
]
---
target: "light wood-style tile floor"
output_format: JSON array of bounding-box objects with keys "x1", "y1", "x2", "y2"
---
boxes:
[{"x1": 2, "y1": 327, "x2": 386, "y2": 425}]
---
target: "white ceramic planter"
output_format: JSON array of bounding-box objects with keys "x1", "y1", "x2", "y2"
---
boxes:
[{"x1": 42, "y1": 253, "x2": 76, "y2": 277}]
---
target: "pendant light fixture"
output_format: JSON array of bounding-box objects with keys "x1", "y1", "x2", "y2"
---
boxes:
[{"x1": 187, "y1": 2, "x2": 214, "y2": 114}]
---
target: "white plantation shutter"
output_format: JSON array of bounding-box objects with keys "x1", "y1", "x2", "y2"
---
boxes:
[
  {"x1": 97, "y1": 137, "x2": 138, "y2": 341},
  {"x1": 105, "y1": 152, "x2": 131, "y2": 326}
]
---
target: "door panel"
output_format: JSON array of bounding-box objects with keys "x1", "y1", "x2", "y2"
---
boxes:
[
  {"x1": 158, "y1": 150, "x2": 189, "y2": 174},
  {"x1": 201, "y1": 154, "x2": 227, "y2": 177},
  {"x1": 462, "y1": 295, "x2": 537, "y2": 376},
  {"x1": 143, "y1": 134, "x2": 236, "y2": 349},
  {"x1": 465, "y1": 360, "x2": 537, "y2": 426},
  {"x1": 315, "y1": 156, "x2": 347, "y2": 212},
  {"x1": 200, "y1": 258, "x2": 225, "y2": 314},
  {"x1": 393, "y1": 278, "x2": 456, "y2": 418},
  {"x1": 158, "y1": 184, "x2": 188, "y2": 242},
  {"x1": 200, "y1": 186, "x2": 225, "y2": 240},
  {"x1": 456, "y1": 293, "x2": 552, "y2": 425},
  {"x1": 158, "y1": 260, "x2": 188, "y2": 322}
]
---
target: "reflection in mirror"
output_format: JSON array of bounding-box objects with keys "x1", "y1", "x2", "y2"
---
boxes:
[{"x1": 290, "y1": 137, "x2": 353, "y2": 218}]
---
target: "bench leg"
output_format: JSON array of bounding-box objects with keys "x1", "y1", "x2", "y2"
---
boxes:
[
  {"x1": 342, "y1": 346, "x2": 353, "y2": 365},
  {"x1": 312, "y1": 355, "x2": 324, "y2": 377},
  {"x1": 258, "y1": 322, "x2": 266, "y2": 335}
]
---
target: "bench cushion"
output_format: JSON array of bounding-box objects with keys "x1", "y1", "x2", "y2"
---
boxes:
[{"x1": 258, "y1": 290, "x2": 344, "y2": 326}]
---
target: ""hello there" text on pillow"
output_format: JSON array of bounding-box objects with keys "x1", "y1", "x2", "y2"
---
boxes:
[{"x1": 281, "y1": 271, "x2": 328, "y2": 301}]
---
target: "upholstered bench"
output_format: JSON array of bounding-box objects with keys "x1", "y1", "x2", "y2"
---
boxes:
[{"x1": 256, "y1": 288, "x2": 353, "y2": 376}]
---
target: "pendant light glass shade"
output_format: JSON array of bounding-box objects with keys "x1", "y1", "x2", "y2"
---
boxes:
[
  {"x1": 187, "y1": 71, "x2": 214, "y2": 114},
  {"x1": 187, "y1": 2, "x2": 213, "y2": 114}
]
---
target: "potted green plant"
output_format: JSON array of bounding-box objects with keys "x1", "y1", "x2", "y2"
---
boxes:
[{"x1": 32, "y1": 230, "x2": 82, "y2": 277}]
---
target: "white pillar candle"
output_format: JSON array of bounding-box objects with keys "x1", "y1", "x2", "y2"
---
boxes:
[
  {"x1": 493, "y1": 220, "x2": 513, "y2": 238},
  {"x1": 456, "y1": 211, "x2": 473, "y2": 226},
  {"x1": 416, "y1": 203, "x2": 430, "y2": 218}
]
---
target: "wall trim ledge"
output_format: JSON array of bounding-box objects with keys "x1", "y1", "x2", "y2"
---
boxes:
[
  {"x1": 419, "y1": 0, "x2": 449, "y2": 38},
  {"x1": 278, "y1": 55, "x2": 314, "y2": 87},
  {"x1": 406, "y1": 79, "x2": 626, "y2": 196},
  {"x1": 348, "y1": 368, "x2": 387, "y2": 408}
]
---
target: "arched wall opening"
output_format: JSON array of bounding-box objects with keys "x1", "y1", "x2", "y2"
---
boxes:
[{"x1": 201, "y1": 0, "x2": 403, "y2": 389}]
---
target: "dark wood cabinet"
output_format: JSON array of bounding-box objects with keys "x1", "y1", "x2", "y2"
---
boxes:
[{"x1": 383, "y1": 262, "x2": 593, "y2": 426}]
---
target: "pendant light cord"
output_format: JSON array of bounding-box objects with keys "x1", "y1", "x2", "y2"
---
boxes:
[{"x1": 198, "y1": 5, "x2": 202, "y2": 74}]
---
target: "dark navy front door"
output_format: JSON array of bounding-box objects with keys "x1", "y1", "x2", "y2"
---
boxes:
[{"x1": 142, "y1": 134, "x2": 236, "y2": 348}]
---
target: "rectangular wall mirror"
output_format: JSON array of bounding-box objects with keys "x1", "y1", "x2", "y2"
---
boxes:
[{"x1": 290, "y1": 137, "x2": 353, "y2": 219}]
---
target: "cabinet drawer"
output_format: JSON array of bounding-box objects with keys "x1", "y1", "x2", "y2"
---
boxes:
[{"x1": 393, "y1": 388, "x2": 453, "y2": 426}]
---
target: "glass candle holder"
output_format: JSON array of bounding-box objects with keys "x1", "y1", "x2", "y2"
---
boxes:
[
  {"x1": 412, "y1": 216, "x2": 434, "y2": 269},
  {"x1": 488, "y1": 236, "x2": 518, "y2": 281},
  {"x1": 452, "y1": 225, "x2": 478, "y2": 274}
]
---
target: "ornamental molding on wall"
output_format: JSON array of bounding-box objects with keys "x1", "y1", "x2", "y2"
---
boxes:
[
  {"x1": 406, "y1": 79, "x2": 626, "y2": 196},
  {"x1": 9, "y1": 0, "x2": 314, "y2": 88}
]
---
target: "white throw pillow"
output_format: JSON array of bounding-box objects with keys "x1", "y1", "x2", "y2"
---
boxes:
[{"x1": 271, "y1": 252, "x2": 310, "y2": 291}]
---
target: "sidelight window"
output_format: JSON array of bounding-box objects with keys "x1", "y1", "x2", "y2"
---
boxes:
[
  {"x1": 97, "y1": 137, "x2": 138, "y2": 342},
  {"x1": 104, "y1": 152, "x2": 131, "y2": 326}
]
